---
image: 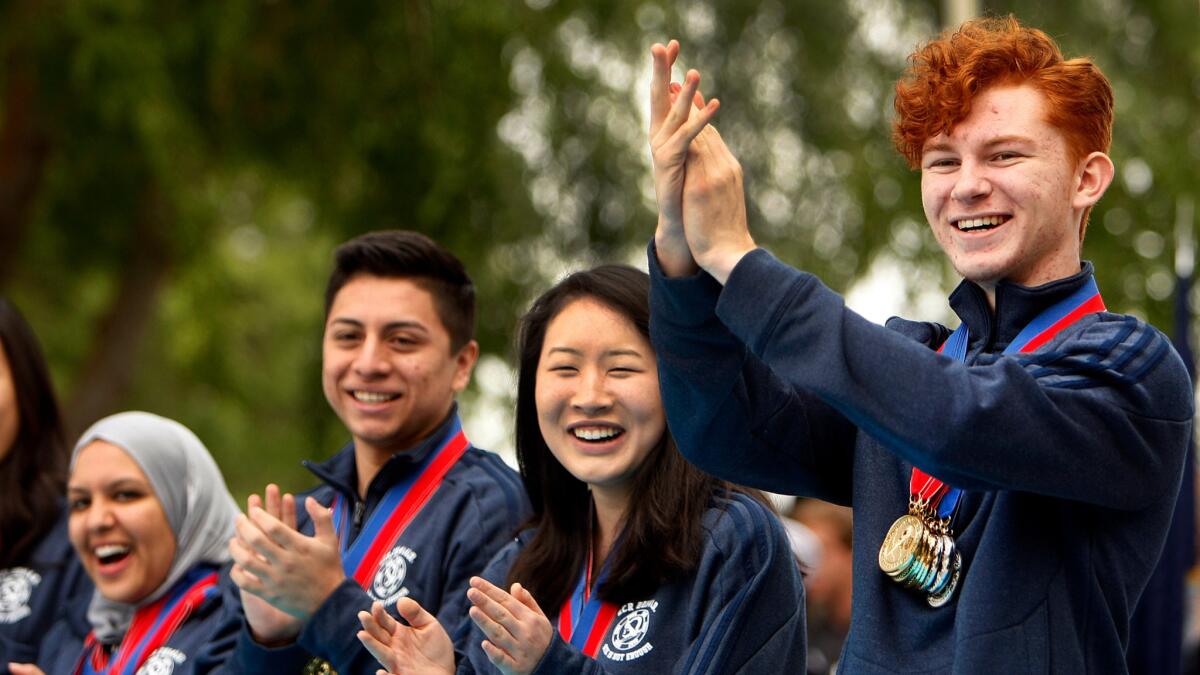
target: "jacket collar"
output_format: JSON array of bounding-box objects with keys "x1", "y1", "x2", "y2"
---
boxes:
[
  {"x1": 946, "y1": 261, "x2": 1097, "y2": 354},
  {"x1": 304, "y1": 403, "x2": 462, "y2": 502}
]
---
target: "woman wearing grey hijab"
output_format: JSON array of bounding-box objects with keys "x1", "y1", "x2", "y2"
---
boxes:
[{"x1": 10, "y1": 411, "x2": 241, "y2": 675}]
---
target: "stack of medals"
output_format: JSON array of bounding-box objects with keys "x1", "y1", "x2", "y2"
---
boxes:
[
  {"x1": 876, "y1": 273, "x2": 1106, "y2": 609},
  {"x1": 303, "y1": 658, "x2": 337, "y2": 675},
  {"x1": 877, "y1": 468, "x2": 962, "y2": 607}
]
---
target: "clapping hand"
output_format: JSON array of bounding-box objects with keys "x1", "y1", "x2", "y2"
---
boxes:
[
  {"x1": 357, "y1": 598, "x2": 455, "y2": 675},
  {"x1": 466, "y1": 577, "x2": 555, "y2": 675},
  {"x1": 229, "y1": 484, "x2": 346, "y2": 643}
]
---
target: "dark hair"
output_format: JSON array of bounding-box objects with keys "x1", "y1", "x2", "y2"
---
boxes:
[
  {"x1": 0, "y1": 299, "x2": 66, "y2": 568},
  {"x1": 324, "y1": 230, "x2": 476, "y2": 351},
  {"x1": 506, "y1": 265, "x2": 760, "y2": 609}
]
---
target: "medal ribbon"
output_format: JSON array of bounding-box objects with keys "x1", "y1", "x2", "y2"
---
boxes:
[
  {"x1": 331, "y1": 417, "x2": 470, "y2": 588},
  {"x1": 914, "y1": 275, "x2": 1105, "y2": 518},
  {"x1": 75, "y1": 566, "x2": 219, "y2": 675},
  {"x1": 556, "y1": 545, "x2": 618, "y2": 658}
]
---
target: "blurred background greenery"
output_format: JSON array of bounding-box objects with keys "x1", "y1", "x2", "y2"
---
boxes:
[{"x1": 1, "y1": 0, "x2": 1195, "y2": 499}]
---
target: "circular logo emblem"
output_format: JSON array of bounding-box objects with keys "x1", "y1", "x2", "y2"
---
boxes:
[
  {"x1": 0, "y1": 568, "x2": 39, "y2": 623},
  {"x1": 372, "y1": 548, "x2": 408, "y2": 601},
  {"x1": 610, "y1": 608, "x2": 651, "y2": 652},
  {"x1": 134, "y1": 647, "x2": 185, "y2": 675}
]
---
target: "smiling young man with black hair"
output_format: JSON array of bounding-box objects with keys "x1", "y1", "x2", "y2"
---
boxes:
[{"x1": 223, "y1": 230, "x2": 529, "y2": 674}]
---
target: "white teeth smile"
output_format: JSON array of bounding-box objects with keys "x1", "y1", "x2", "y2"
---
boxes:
[
  {"x1": 94, "y1": 544, "x2": 130, "y2": 561},
  {"x1": 572, "y1": 427, "x2": 622, "y2": 441},
  {"x1": 955, "y1": 215, "x2": 1008, "y2": 232},
  {"x1": 353, "y1": 391, "x2": 399, "y2": 404}
]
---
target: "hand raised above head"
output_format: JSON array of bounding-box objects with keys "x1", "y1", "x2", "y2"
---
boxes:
[
  {"x1": 680, "y1": 123, "x2": 755, "y2": 283},
  {"x1": 229, "y1": 492, "x2": 346, "y2": 624},
  {"x1": 648, "y1": 40, "x2": 720, "y2": 278},
  {"x1": 358, "y1": 599, "x2": 455, "y2": 675}
]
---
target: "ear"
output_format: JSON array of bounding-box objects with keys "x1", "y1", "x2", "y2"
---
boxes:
[
  {"x1": 451, "y1": 340, "x2": 480, "y2": 393},
  {"x1": 1072, "y1": 151, "x2": 1115, "y2": 211}
]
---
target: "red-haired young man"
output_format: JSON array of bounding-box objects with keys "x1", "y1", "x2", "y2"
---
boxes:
[{"x1": 647, "y1": 16, "x2": 1192, "y2": 673}]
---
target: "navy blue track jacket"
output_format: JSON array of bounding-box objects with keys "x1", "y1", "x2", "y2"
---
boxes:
[
  {"x1": 648, "y1": 244, "x2": 1193, "y2": 673},
  {"x1": 33, "y1": 564, "x2": 238, "y2": 675},
  {"x1": 458, "y1": 491, "x2": 806, "y2": 674},
  {"x1": 0, "y1": 506, "x2": 92, "y2": 671},
  {"x1": 223, "y1": 409, "x2": 530, "y2": 674}
]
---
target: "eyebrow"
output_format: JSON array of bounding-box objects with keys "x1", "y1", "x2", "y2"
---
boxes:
[
  {"x1": 67, "y1": 478, "x2": 148, "y2": 494},
  {"x1": 923, "y1": 134, "x2": 1036, "y2": 155},
  {"x1": 328, "y1": 318, "x2": 429, "y2": 333},
  {"x1": 545, "y1": 347, "x2": 646, "y2": 358}
]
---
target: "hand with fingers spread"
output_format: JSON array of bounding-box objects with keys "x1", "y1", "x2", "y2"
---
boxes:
[
  {"x1": 466, "y1": 576, "x2": 554, "y2": 675},
  {"x1": 228, "y1": 483, "x2": 346, "y2": 644},
  {"x1": 648, "y1": 39, "x2": 720, "y2": 278},
  {"x1": 357, "y1": 598, "x2": 455, "y2": 675}
]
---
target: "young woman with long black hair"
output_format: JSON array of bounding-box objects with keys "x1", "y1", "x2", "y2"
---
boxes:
[
  {"x1": 0, "y1": 299, "x2": 91, "y2": 668},
  {"x1": 358, "y1": 265, "x2": 805, "y2": 673}
]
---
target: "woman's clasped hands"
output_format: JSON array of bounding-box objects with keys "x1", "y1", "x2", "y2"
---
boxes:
[{"x1": 358, "y1": 576, "x2": 554, "y2": 675}]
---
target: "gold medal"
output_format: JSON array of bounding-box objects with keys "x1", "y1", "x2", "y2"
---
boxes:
[
  {"x1": 908, "y1": 527, "x2": 942, "y2": 590},
  {"x1": 304, "y1": 658, "x2": 338, "y2": 675},
  {"x1": 878, "y1": 514, "x2": 925, "y2": 576},
  {"x1": 884, "y1": 469, "x2": 965, "y2": 608}
]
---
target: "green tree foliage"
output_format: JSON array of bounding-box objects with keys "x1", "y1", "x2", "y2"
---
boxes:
[{"x1": 0, "y1": 0, "x2": 1193, "y2": 497}]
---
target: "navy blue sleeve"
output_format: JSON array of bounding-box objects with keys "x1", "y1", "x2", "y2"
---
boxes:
[
  {"x1": 438, "y1": 455, "x2": 529, "y2": 649},
  {"x1": 169, "y1": 567, "x2": 243, "y2": 674},
  {"x1": 714, "y1": 248, "x2": 1193, "y2": 509},
  {"x1": 649, "y1": 241, "x2": 858, "y2": 504}
]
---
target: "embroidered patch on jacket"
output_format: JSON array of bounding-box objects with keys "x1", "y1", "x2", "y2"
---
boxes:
[
  {"x1": 371, "y1": 546, "x2": 417, "y2": 606},
  {"x1": 135, "y1": 646, "x2": 186, "y2": 675},
  {"x1": 601, "y1": 599, "x2": 657, "y2": 662},
  {"x1": 0, "y1": 567, "x2": 41, "y2": 624}
]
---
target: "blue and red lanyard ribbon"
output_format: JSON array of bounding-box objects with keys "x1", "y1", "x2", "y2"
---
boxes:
[
  {"x1": 914, "y1": 275, "x2": 1105, "y2": 516},
  {"x1": 75, "y1": 566, "x2": 219, "y2": 675},
  {"x1": 557, "y1": 544, "x2": 618, "y2": 659},
  {"x1": 330, "y1": 417, "x2": 470, "y2": 588}
]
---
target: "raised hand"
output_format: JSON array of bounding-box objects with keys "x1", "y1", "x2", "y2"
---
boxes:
[
  {"x1": 466, "y1": 577, "x2": 554, "y2": 675},
  {"x1": 649, "y1": 39, "x2": 720, "y2": 278},
  {"x1": 679, "y1": 123, "x2": 755, "y2": 283},
  {"x1": 357, "y1": 598, "x2": 455, "y2": 675},
  {"x1": 229, "y1": 487, "x2": 346, "y2": 641}
]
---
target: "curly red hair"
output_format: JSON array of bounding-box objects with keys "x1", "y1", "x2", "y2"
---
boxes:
[{"x1": 893, "y1": 15, "x2": 1113, "y2": 171}]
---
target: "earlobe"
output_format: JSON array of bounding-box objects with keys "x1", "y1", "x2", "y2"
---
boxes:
[
  {"x1": 1073, "y1": 151, "x2": 1115, "y2": 209},
  {"x1": 453, "y1": 340, "x2": 480, "y2": 393}
]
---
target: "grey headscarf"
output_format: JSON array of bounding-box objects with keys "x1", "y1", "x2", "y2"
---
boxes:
[{"x1": 71, "y1": 411, "x2": 239, "y2": 643}]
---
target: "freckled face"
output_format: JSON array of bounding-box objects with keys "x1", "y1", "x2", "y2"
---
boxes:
[
  {"x1": 534, "y1": 298, "x2": 666, "y2": 501},
  {"x1": 0, "y1": 343, "x2": 18, "y2": 462},
  {"x1": 322, "y1": 275, "x2": 477, "y2": 456},
  {"x1": 921, "y1": 84, "x2": 1086, "y2": 289},
  {"x1": 68, "y1": 441, "x2": 177, "y2": 604}
]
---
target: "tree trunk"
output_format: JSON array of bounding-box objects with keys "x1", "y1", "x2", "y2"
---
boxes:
[
  {"x1": 0, "y1": 44, "x2": 51, "y2": 286},
  {"x1": 65, "y1": 184, "x2": 172, "y2": 437}
]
